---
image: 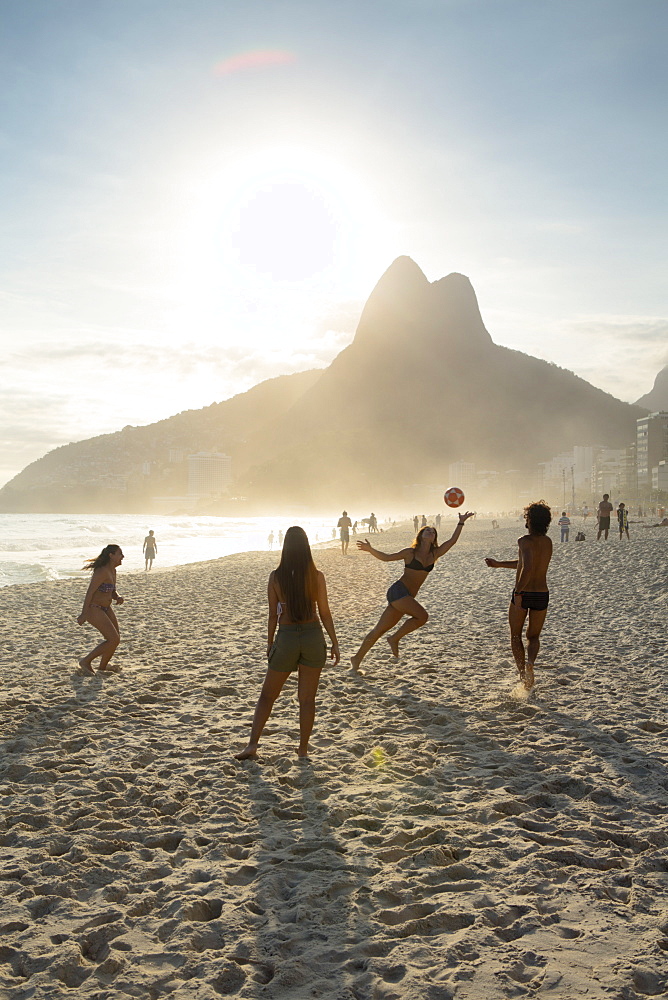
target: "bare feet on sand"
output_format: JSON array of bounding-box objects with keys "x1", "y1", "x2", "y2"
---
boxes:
[
  {"x1": 350, "y1": 654, "x2": 362, "y2": 673},
  {"x1": 99, "y1": 664, "x2": 121, "y2": 673},
  {"x1": 78, "y1": 658, "x2": 94, "y2": 675},
  {"x1": 524, "y1": 664, "x2": 535, "y2": 690},
  {"x1": 387, "y1": 635, "x2": 400, "y2": 659},
  {"x1": 234, "y1": 744, "x2": 258, "y2": 760}
]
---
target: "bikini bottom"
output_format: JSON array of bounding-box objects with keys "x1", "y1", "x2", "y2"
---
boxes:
[{"x1": 387, "y1": 580, "x2": 411, "y2": 604}]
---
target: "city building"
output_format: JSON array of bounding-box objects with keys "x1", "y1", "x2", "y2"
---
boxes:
[
  {"x1": 636, "y1": 412, "x2": 668, "y2": 493},
  {"x1": 592, "y1": 446, "x2": 636, "y2": 500},
  {"x1": 538, "y1": 453, "x2": 575, "y2": 506},
  {"x1": 573, "y1": 445, "x2": 595, "y2": 494},
  {"x1": 447, "y1": 461, "x2": 476, "y2": 492},
  {"x1": 652, "y1": 460, "x2": 668, "y2": 493},
  {"x1": 187, "y1": 452, "x2": 232, "y2": 497}
]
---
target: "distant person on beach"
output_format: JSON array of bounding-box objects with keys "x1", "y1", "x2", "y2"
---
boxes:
[
  {"x1": 369, "y1": 513, "x2": 378, "y2": 533},
  {"x1": 435, "y1": 513, "x2": 442, "y2": 529},
  {"x1": 413, "y1": 515, "x2": 419, "y2": 534},
  {"x1": 352, "y1": 521, "x2": 358, "y2": 535},
  {"x1": 235, "y1": 526, "x2": 339, "y2": 760},
  {"x1": 278, "y1": 529, "x2": 284, "y2": 546},
  {"x1": 77, "y1": 544, "x2": 125, "y2": 674},
  {"x1": 268, "y1": 531, "x2": 275, "y2": 549},
  {"x1": 597, "y1": 494, "x2": 613, "y2": 540},
  {"x1": 143, "y1": 529, "x2": 157, "y2": 570},
  {"x1": 617, "y1": 502, "x2": 630, "y2": 540},
  {"x1": 337, "y1": 510, "x2": 352, "y2": 555},
  {"x1": 350, "y1": 512, "x2": 474, "y2": 672},
  {"x1": 582, "y1": 505, "x2": 589, "y2": 521},
  {"x1": 421, "y1": 514, "x2": 427, "y2": 528},
  {"x1": 485, "y1": 500, "x2": 553, "y2": 691},
  {"x1": 558, "y1": 512, "x2": 571, "y2": 542}
]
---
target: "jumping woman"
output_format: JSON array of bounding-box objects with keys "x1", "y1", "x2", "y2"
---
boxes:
[
  {"x1": 77, "y1": 544, "x2": 125, "y2": 674},
  {"x1": 235, "y1": 526, "x2": 340, "y2": 760},
  {"x1": 350, "y1": 513, "x2": 474, "y2": 671}
]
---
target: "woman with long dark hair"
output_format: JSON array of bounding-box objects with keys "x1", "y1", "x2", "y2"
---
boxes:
[
  {"x1": 235, "y1": 526, "x2": 339, "y2": 760},
  {"x1": 77, "y1": 544, "x2": 125, "y2": 673},
  {"x1": 350, "y1": 513, "x2": 474, "y2": 671}
]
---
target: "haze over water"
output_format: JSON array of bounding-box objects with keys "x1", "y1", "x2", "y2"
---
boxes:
[{"x1": 0, "y1": 513, "x2": 340, "y2": 588}]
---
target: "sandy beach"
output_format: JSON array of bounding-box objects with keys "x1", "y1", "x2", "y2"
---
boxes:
[{"x1": 1, "y1": 518, "x2": 667, "y2": 999}]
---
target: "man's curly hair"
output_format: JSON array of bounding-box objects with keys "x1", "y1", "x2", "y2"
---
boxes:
[{"x1": 524, "y1": 500, "x2": 552, "y2": 535}]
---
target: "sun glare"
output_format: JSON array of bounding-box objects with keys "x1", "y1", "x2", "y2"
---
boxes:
[
  {"x1": 183, "y1": 147, "x2": 386, "y2": 292},
  {"x1": 174, "y1": 145, "x2": 390, "y2": 353},
  {"x1": 233, "y1": 178, "x2": 338, "y2": 281}
]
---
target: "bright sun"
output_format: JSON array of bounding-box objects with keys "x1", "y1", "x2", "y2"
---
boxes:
[
  {"x1": 232, "y1": 178, "x2": 337, "y2": 281},
  {"x1": 184, "y1": 146, "x2": 380, "y2": 290},
  {"x1": 175, "y1": 145, "x2": 391, "y2": 355}
]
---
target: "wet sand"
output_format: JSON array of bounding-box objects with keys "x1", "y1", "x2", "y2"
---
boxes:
[{"x1": 1, "y1": 519, "x2": 667, "y2": 999}]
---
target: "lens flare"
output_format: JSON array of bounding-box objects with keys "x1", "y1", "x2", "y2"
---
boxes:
[{"x1": 214, "y1": 50, "x2": 296, "y2": 76}]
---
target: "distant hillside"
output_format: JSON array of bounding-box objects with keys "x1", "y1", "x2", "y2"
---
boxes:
[
  {"x1": 0, "y1": 369, "x2": 321, "y2": 513},
  {"x1": 0, "y1": 257, "x2": 645, "y2": 512},
  {"x1": 636, "y1": 365, "x2": 668, "y2": 411}
]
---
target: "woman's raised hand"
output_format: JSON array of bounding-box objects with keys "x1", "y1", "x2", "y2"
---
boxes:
[
  {"x1": 356, "y1": 538, "x2": 372, "y2": 552},
  {"x1": 458, "y1": 511, "x2": 475, "y2": 523}
]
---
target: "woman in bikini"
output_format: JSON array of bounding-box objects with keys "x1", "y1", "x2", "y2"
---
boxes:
[
  {"x1": 350, "y1": 512, "x2": 474, "y2": 671},
  {"x1": 77, "y1": 544, "x2": 125, "y2": 674},
  {"x1": 235, "y1": 526, "x2": 339, "y2": 760}
]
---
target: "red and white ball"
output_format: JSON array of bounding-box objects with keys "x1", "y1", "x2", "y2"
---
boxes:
[{"x1": 444, "y1": 486, "x2": 465, "y2": 508}]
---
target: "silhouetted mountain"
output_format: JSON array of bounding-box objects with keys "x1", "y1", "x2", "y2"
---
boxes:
[
  {"x1": 636, "y1": 365, "x2": 668, "y2": 411},
  {"x1": 0, "y1": 257, "x2": 645, "y2": 512},
  {"x1": 238, "y1": 258, "x2": 643, "y2": 503}
]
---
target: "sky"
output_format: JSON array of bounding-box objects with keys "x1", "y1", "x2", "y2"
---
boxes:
[{"x1": 1, "y1": 0, "x2": 667, "y2": 487}]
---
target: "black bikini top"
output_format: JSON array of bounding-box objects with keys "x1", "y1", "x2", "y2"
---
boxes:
[{"x1": 405, "y1": 556, "x2": 434, "y2": 572}]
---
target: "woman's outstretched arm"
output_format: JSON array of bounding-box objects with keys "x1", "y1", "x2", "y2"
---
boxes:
[
  {"x1": 356, "y1": 539, "x2": 410, "y2": 562},
  {"x1": 434, "y1": 511, "x2": 475, "y2": 557}
]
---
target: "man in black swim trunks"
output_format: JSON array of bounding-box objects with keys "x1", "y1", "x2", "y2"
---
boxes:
[
  {"x1": 597, "y1": 493, "x2": 613, "y2": 541},
  {"x1": 485, "y1": 500, "x2": 553, "y2": 691}
]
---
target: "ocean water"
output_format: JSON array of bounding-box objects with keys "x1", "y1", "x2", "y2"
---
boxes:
[{"x1": 0, "y1": 513, "x2": 341, "y2": 589}]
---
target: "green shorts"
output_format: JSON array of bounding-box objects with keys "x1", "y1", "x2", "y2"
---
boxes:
[{"x1": 268, "y1": 622, "x2": 327, "y2": 672}]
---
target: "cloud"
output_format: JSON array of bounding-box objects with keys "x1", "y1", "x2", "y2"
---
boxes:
[
  {"x1": 557, "y1": 317, "x2": 668, "y2": 402},
  {"x1": 314, "y1": 300, "x2": 363, "y2": 336}
]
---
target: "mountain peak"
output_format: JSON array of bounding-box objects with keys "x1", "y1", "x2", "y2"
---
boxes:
[
  {"x1": 636, "y1": 364, "x2": 668, "y2": 411},
  {"x1": 353, "y1": 259, "x2": 492, "y2": 351}
]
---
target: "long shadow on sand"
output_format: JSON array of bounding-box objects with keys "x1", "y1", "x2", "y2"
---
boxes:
[
  {"x1": 235, "y1": 759, "x2": 379, "y2": 998},
  {"x1": 349, "y1": 671, "x2": 668, "y2": 841}
]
